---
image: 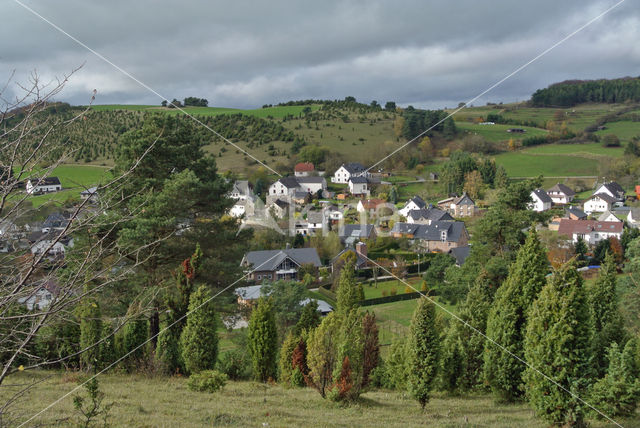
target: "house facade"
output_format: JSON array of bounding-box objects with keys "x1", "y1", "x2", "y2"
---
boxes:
[
  {"x1": 557, "y1": 219, "x2": 623, "y2": 245},
  {"x1": 26, "y1": 177, "x2": 62, "y2": 194},
  {"x1": 390, "y1": 221, "x2": 469, "y2": 252},
  {"x1": 241, "y1": 247, "x2": 322, "y2": 282},
  {"x1": 229, "y1": 180, "x2": 252, "y2": 200},
  {"x1": 437, "y1": 193, "x2": 475, "y2": 217},
  {"x1": 547, "y1": 183, "x2": 576, "y2": 204},
  {"x1": 594, "y1": 182, "x2": 625, "y2": 204},
  {"x1": 332, "y1": 162, "x2": 369, "y2": 184},
  {"x1": 348, "y1": 176, "x2": 369, "y2": 196},
  {"x1": 583, "y1": 193, "x2": 616, "y2": 215},
  {"x1": 268, "y1": 176, "x2": 326, "y2": 199},
  {"x1": 399, "y1": 195, "x2": 427, "y2": 217},
  {"x1": 294, "y1": 162, "x2": 315, "y2": 177},
  {"x1": 529, "y1": 189, "x2": 552, "y2": 212}
]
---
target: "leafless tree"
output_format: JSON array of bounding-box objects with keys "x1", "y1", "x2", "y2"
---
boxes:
[{"x1": 0, "y1": 70, "x2": 165, "y2": 425}]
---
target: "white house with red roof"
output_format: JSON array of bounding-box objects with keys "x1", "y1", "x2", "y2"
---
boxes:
[
  {"x1": 294, "y1": 162, "x2": 315, "y2": 177},
  {"x1": 557, "y1": 219, "x2": 623, "y2": 245}
]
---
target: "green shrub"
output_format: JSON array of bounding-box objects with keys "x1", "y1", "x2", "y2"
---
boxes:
[
  {"x1": 180, "y1": 285, "x2": 219, "y2": 374},
  {"x1": 187, "y1": 370, "x2": 227, "y2": 393},
  {"x1": 217, "y1": 349, "x2": 251, "y2": 380}
]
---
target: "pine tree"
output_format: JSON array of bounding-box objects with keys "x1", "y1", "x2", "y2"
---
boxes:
[
  {"x1": 247, "y1": 298, "x2": 278, "y2": 382},
  {"x1": 574, "y1": 236, "x2": 588, "y2": 267},
  {"x1": 279, "y1": 330, "x2": 298, "y2": 386},
  {"x1": 485, "y1": 228, "x2": 547, "y2": 402},
  {"x1": 588, "y1": 252, "x2": 626, "y2": 377},
  {"x1": 408, "y1": 298, "x2": 439, "y2": 408},
  {"x1": 590, "y1": 343, "x2": 640, "y2": 418},
  {"x1": 523, "y1": 261, "x2": 593, "y2": 427},
  {"x1": 180, "y1": 285, "x2": 218, "y2": 374},
  {"x1": 78, "y1": 291, "x2": 102, "y2": 372},
  {"x1": 336, "y1": 260, "x2": 363, "y2": 314}
]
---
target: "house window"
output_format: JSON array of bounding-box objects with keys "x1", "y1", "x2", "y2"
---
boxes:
[
  {"x1": 257, "y1": 274, "x2": 262, "y2": 280},
  {"x1": 440, "y1": 231, "x2": 447, "y2": 241},
  {"x1": 268, "y1": 274, "x2": 272, "y2": 279}
]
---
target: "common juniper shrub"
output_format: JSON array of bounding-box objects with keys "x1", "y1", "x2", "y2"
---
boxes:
[{"x1": 187, "y1": 370, "x2": 228, "y2": 393}]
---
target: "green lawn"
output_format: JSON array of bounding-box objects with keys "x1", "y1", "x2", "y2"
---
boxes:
[
  {"x1": 522, "y1": 142, "x2": 625, "y2": 158},
  {"x1": 595, "y1": 121, "x2": 640, "y2": 143},
  {"x1": 456, "y1": 122, "x2": 548, "y2": 142},
  {"x1": 493, "y1": 152, "x2": 600, "y2": 177},
  {"x1": 92, "y1": 104, "x2": 321, "y2": 119},
  {"x1": 362, "y1": 278, "x2": 421, "y2": 299},
  {"x1": 6, "y1": 370, "x2": 635, "y2": 428}
]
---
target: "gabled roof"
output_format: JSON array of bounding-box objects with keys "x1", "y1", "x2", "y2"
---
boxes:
[
  {"x1": 80, "y1": 186, "x2": 98, "y2": 196},
  {"x1": 277, "y1": 176, "x2": 300, "y2": 189},
  {"x1": 405, "y1": 195, "x2": 427, "y2": 209},
  {"x1": 359, "y1": 198, "x2": 384, "y2": 210},
  {"x1": 231, "y1": 180, "x2": 251, "y2": 195},
  {"x1": 234, "y1": 285, "x2": 264, "y2": 300},
  {"x1": 407, "y1": 208, "x2": 454, "y2": 222},
  {"x1": 349, "y1": 176, "x2": 368, "y2": 184},
  {"x1": 548, "y1": 183, "x2": 575, "y2": 196},
  {"x1": 597, "y1": 210, "x2": 622, "y2": 222},
  {"x1": 341, "y1": 162, "x2": 366, "y2": 174},
  {"x1": 391, "y1": 221, "x2": 468, "y2": 242},
  {"x1": 599, "y1": 182, "x2": 625, "y2": 198},
  {"x1": 628, "y1": 207, "x2": 640, "y2": 222},
  {"x1": 243, "y1": 248, "x2": 322, "y2": 271},
  {"x1": 449, "y1": 246, "x2": 470, "y2": 266},
  {"x1": 297, "y1": 177, "x2": 325, "y2": 184},
  {"x1": 294, "y1": 162, "x2": 315, "y2": 172},
  {"x1": 29, "y1": 177, "x2": 61, "y2": 186},
  {"x1": 306, "y1": 210, "x2": 324, "y2": 224},
  {"x1": 587, "y1": 192, "x2": 617, "y2": 204},
  {"x1": 531, "y1": 188, "x2": 552, "y2": 203},
  {"x1": 272, "y1": 199, "x2": 290, "y2": 209},
  {"x1": 299, "y1": 298, "x2": 333, "y2": 314},
  {"x1": 557, "y1": 219, "x2": 623, "y2": 237},
  {"x1": 453, "y1": 192, "x2": 475, "y2": 206},
  {"x1": 339, "y1": 224, "x2": 375, "y2": 240},
  {"x1": 43, "y1": 212, "x2": 70, "y2": 229},
  {"x1": 565, "y1": 207, "x2": 587, "y2": 219},
  {"x1": 331, "y1": 248, "x2": 368, "y2": 269}
]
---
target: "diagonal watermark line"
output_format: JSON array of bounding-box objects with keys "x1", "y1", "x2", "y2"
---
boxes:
[
  {"x1": 16, "y1": 252, "x2": 281, "y2": 428},
  {"x1": 12, "y1": 0, "x2": 282, "y2": 178},
  {"x1": 360, "y1": 253, "x2": 623, "y2": 427},
  {"x1": 366, "y1": 0, "x2": 626, "y2": 173}
]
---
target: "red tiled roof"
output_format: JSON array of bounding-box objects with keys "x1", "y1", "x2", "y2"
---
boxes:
[
  {"x1": 294, "y1": 162, "x2": 314, "y2": 172},
  {"x1": 359, "y1": 198, "x2": 385, "y2": 209},
  {"x1": 557, "y1": 219, "x2": 623, "y2": 237}
]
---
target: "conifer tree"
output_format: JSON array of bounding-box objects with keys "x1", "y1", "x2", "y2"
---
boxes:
[
  {"x1": 295, "y1": 300, "x2": 320, "y2": 335},
  {"x1": 336, "y1": 260, "x2": 363, "y2": 314},
  {"x1": 622, "y1": 337, "x2": 640, "y2": 380},
  {"x1": 119, "y1": 308, "x2": 148, "y2": 370},
  {"x1": 485, "y1": 228, "x2": 547, "y2": 402},
  {"x1": 361, "y1": 312, "x2": 380, "y2": 388},
  {"x1": 78, "y1": 291, "x2": 102, "y2": 372},
  {"x1": 588, "y1": 252, "x2": 626, "y2": 377},
  {"x1": 279, "y1": 330, "x2": 298, "y2": 386},
  {"x1": 590, "y1": 343, "x2": 640, "y2": 418},
  {"x1": 440, "y1": 327, "x2": 464, "y2": 393},
  {"x1": 408, "y1": 298, "x2": 439, "y2": 408},
  {"x1": 98, "y1": 321, "x2": 116, "y2": 370},
  {"x1": 291, "y1": 337, "x2": 309, "y2": 387},
  {"x1": 307, "y1": 312, "x2": 341, "y2": 398},
  {"x1": 247, "y1": 298, "x2": 278, "y2": 382},
  {"x1": 180, "y1": 285, "x2": 218, "y2": 374},
  {"x1": 523, "y1": 261, "x2": 593, "y2": 427}
]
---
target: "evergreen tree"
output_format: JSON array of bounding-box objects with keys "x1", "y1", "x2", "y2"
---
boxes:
[
  {"x1": 336, "y1": 260, "x2": 363, "y2": 314},
  {"x1": 589, "y1": 343, "x2": 640, "y2": 418},
  {"x1": 98, "y1": 321, "x2": 116, "y2": 370},
  {"x1": 248, "y1": 298, "x2": 278, "y2": 382},
  {"x1": 180, "y1": 285, "x2": 218, "y2": 374},
  {"x1": 523, "y1": 261, "x2": 593, "y2": 427},
  {"x1": 588, "y1": 252, "x2": 626, "y2": 377},
  {"x1": 485, "y1": 228, "x2": 548, "y2": 402},
  {"x1": 388, "y1": 186, "x2": 398, "y2": 204},
  {"x1": 361, "y1": 312, "x2": 380, "y2": 388},
  {"x1": 295, "y1": 300, "x2": 321, "y2": 335},
  {"x1": 119, "y1": 309, "x2": 148, "y2": 371},
  {"x1": 574, "y1": 237, "x2": 588, "y2": 267},
  {"x1": 291, "y1": 337, "x2": 309, "y2": 387},
  {"x1": 408, "y1": 298, "x2": 439, "y2": 408},
  {"x1": 279, "y1": 330, "x2": 299, "y2": 386},
  {"x1": 622, "y1": 337, "x2": 640, "y2": 380},
  {"x1": 385, "y1": 338, "x2": 410, "y2": 390},
  {"x1": 307, "y1": 312, "x2": 341, "y2": 398},
  {"x1": 78, "y1": 291, "x2": 103, "y2": 372},
  {"x1": 439, "y1": 327, "x2": 464, "y2": 393}
]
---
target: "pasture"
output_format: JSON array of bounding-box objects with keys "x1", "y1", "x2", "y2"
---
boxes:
[
  {"x1": 92, "y1": 104, "x2": 321, "y2": 119},
  {"x1": 456, "y1": 122, "x2": 548, "y2": 142},
  {"x1": 595, "y1": 121, "x2": 640, "y2": 142}
]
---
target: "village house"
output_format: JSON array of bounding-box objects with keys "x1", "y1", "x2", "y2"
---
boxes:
[
  {"x1": 332, "y1": 162, "x2": 369, "y2": 184},
  {"x1": 331, "y1": 241, "x2": 369, "y2": 272},
  {"x1": 356, "y1": 198, "x2": 385, "y2": 216},
  {"x1": 437, "y1": 193, "x2": 475, "y2": 217},
  {"x1": 557, "y1": 219, "x2": 623, "y2": 245},
  {"x1": 306, "y1": 210, "x2": 326, "y2": 235},
  {"x1": 230, "y1": 195, "x2": 257, "y2": 218},
  {"x1": 294, "y1": 162, "x2": 315, "y2": 177},
  {"x1": 348, "y1": 176, "x2": 369, "y2": 197},
  {"x1": 240, "y1": 247, "x2": 322, "y2": 283},
  {"x1": 529, "y1": 189, "x2": 552, "y2": 212},
  {"x1": 80, "y1": 186, "x2": 99, "y2": 202},
  {"x1": 26, "y1": 177, "x2": 62, "y2": 194},
  {"x1": 399, "y1": 195, "x2": 427, "y2": 217},
  {"x1": 449, "y1": 245, "x2": 471, "y2": 266},
  {"x1": 390, "y1": 221, "x2": 469, "y2": 252},
  {"x1": 547, "y1": 183, "x2": 576, "y2": 205},
  {"x1": 566, "y1": 206, "x2": 588, "y2": 220},
  {"x1": 266, "y1": 199, "x2": 290, "y2": 219},
  {"x1": 339, "y1": 224, "x2": 377, "y2": 243},
  {"x1": 41, "y1": 212, "x2": 70, "y2": 233},
  {"x1": 29, "y1": 231, "x2": 70, "y2": 257},
  {"x1": 583, "y1": 193, "x2": 617, "y2": 215},
  {"x1": 627, "y1": 208, "x2": 640, "y2": 228},
  {"x1": 268, "y1": 176, "x2": 326, "y2": 200},
  {"x1": 593, "y1": 181, "x2": 625, "y2": 204},
  {"x1": 597, "y1": 210, "x2": 622, "y2": 223},
  {"x1": 406, "y1": 207, "x2": 454, "y2": 224},
  {"x1": 229, "y1": 180, "x2": 252, "y2": 200},
  {"x1": 234, "y1": 284, "x2": 333, "y2": 314}
]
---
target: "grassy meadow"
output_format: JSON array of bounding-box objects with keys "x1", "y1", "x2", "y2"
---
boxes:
[
  {"x1": 493, "y1": 152, "x2": 601, "y2": 177},
  {"x1": 595, "y1": 120, "x2": 640, "y2": 142},
  {"x1": 91, "y1": 104, "x2": 322, "y2": 119},
  {"x1": 3, "y1": 370, "x2": 635, "y2": 427},
  {"x1": 456, "y1": 122, "x2": 548, "y2": 142}
]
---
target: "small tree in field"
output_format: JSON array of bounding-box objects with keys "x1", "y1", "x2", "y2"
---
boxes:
[
  {"x1": 523, "y1": 261, "x2": 593, "y2": 427},
  {"x1": 361, "y1": 312, "x2": 380, "y2": 388},
  {"x1": 180, "y1": 285, "x2": 218, "y2": 374},
  {"x1": 78, "y1": 289, "x2": 103, "y2": 372},
  {"x1": 408, "y1": 298, "x2": 439, "y2": 408},
  {"x1": 248, "y1": 298, "x2": 278, "y2": 382},
  {"x1": 279, "y1": 331, "x2": 298, "y2": 386},
  {"x1": 291, "y1": 337, "x2": 309, "y2": 387},
  {"x1": 336, "y1": 260, "x2": 363, "y2": 314}
]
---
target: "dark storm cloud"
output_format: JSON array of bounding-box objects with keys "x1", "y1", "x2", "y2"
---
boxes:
[{"x1": 1, "y1": 1, "x2": 637, "y2": 108}]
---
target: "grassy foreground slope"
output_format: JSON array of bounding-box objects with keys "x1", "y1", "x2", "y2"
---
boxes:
[{"x1": 4, "y1": 371, "x2": 637, "y2": 427}]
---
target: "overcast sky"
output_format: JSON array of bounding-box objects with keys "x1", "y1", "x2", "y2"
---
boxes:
[{"x1": 2, "y1": 1, "x2": 638, "y2": 109}]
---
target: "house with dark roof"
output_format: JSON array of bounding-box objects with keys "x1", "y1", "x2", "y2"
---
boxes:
[
  {"x1": 399, "y1": 195, "x2": 427, "y2": 217},
  {"x1": 331, "y1": 241, "x2": 369, "y2": 272},
  {"x1": 449, "y1": 245, "x2": 471, "y2": 266},
  {"x1": 294, "y1": 162, "x2": 315, "y2": 177},
  {"x1": 583, "y1": 193, "x2": 617, "y2": 215},
  {"x1": 406, "y1": 207, "x2": 454, "y2": 224},
  {"x1": 241, "y1": 247, "x2": 322, "y2": 282},
  {"x1": 229, "y1": 180, "x2": 252, "y2": 200},
  {"x1": 597, "y1": 210, "x2": 622, "y2": 223},
  {"x1": 348, "y1": 176, "x2": 369, "y2": 196},
  {"x1": 557, "y1": 219, "x2": 623, "y2": 245},
  {"x1": 529, "y1": 189, "x2": 552, "y2": 212},
  {"x1": 437, "y1": 192, "x2": 475, "y2": 217},
  {"x1": 627, "y1": 207, "x2": 640, "y2": 228},
  {"x1": 26, "y1": 177, "x2": 61, "y2": 194},
  {"x1": 42, "y1": 212, "x2": 70, "y2": 233},
  {"x1": 332, "y1": 162, "x2": 369, "y2": 184},
  {"x1": 547, "y1": 183, "x2": 576, "y2": 204},
  {"x1": 338, "y1": 224, "x2": 377, "y2": 244},
  {"x1": 267, "y1": 198, "x2": 291, "y2": 219},
  {"x1": 565, "y1": 206, "x2": 587, "y2": 220},
  {"x1": 80, "y1": 186, "x2": 99, "y2": 202},
  {"x1": 268, "y1": 176, "x2": 326, "y2": 200},
  {"x1": 390, "y1": 221, "x2": 469, "y2": 252},
  {"x1": 594, "y1": 182, "x2": 625, "y2": 203}
]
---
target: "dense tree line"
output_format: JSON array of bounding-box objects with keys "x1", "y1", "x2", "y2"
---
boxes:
[
  {"x1": 531, "y1": 77, "x2": 640, "y2": 107},
  {"x1": 401, "y1": 106, "x2": 456, "y2": 140}
]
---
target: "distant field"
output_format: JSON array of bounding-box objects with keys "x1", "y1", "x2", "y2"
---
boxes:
[
  {"x1": 493, "y1": 152, "x2": 600, "y2": 177},
  {"x1": 522, "y1": 142, "x2": 624, "y2": 158},
  {"x1": 91, "y1": 104, "x2": 321, "y2": 119},
  {"x1": 456, "y1": 122, "x2": 548, "y2": 142},
  {"x1": 595, "y1": 120, "x2": 640, "y2": 142}
]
